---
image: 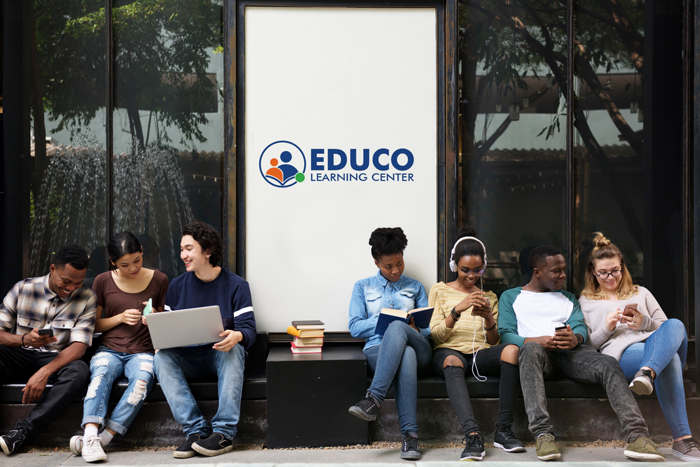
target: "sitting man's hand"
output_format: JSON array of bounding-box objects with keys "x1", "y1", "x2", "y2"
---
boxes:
[
  {"x1": 22, "y1": 367, "x2": 50, "y2": 404},
  {"x1": 24, "y1": 328, "x2": 57, "y2": 348},
  {"x1": 527, "y1": 336, "x2": 558, "y2": 351},
  {"x1": 213, "y1": 330, "x2": 243, "y2": 353},
  {"x1": 553, "y1": 325, "x2": 578, "y2": 350}
]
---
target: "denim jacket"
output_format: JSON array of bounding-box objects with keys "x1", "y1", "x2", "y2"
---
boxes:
[{"x1": 348, "y1": 270, "x2": 430, "y2": 350}]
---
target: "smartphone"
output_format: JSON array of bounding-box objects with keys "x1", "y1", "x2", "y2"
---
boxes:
[
  {"x1": 143, "y1": 298, "x2": 153, "y2": 316},
  {"x1": 623, "y1": 303, "x2": 638, "y2": 317},
  {"x1": 38, "y1": 328, "x2": 54, "y2": 337},
  {"x1": 554, "y1": 325, "x2": 567, "y2": 331}
]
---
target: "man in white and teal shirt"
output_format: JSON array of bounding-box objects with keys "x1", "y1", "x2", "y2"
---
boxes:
[{"x1": 498, "y1": 245, "x2": 663, "y2": 462}]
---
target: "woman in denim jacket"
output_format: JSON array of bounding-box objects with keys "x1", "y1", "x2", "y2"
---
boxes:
[{"x1": 347, "y1": 227, "x2": 431, "y2": 460}]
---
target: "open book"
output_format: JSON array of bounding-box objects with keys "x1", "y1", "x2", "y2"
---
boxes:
[{"x1": 375, "y1": 307, "x2": 434, "y2": 335}]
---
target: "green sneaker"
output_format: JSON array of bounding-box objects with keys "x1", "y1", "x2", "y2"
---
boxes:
[
  {"x1": 624, "y1": 436, "x2": 665, "y2": 462},
  {"x1": 536, "y1": 433, "x2": 561, "y2": 461}
]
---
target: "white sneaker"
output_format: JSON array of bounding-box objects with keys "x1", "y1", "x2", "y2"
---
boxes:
[
  {"x1": 629, "y1": 369, "x2": 654, "y2": 395},
  {"x1": 69, "y1": 435, "x2": 83, "y2": 456},
  {"x1": 81, "y1": 436, "x2": 106, "y2": 463}
]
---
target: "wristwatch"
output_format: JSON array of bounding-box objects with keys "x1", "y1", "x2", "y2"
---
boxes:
[{"x1": 575, "y1": 333, "x2": 584, "y2": 346}]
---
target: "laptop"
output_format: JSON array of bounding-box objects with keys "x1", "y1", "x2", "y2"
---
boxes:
[{"x1": 146, "y1": 305, "x2": 224, "y2": 350}]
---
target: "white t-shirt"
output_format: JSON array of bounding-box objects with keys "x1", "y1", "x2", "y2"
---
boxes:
[{"x1": 512, "y1": 290, "x2": 574, "y2": 337}]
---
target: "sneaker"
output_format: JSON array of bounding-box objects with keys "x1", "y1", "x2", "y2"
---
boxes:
[
  {"x1": 536, "y1": 433, "x2": 561, "y2": 461},
  {"x1": 70, "y1": 435, "x2": 84, "y2": 456},
  {"x1": 494, "y1": 424, "x2": 526, "y2": 452},
  {"x1": 629, "y1": 368, "x2": 654, "y2": 395},
  {"x1": 192, "y1": 432, "x2": 233, "y2": 457},
  {"x1": 173, "y1": 433, "x2": 206, "y2": 459},
  {"x1": 460, "y1": 432, "x2": 485, "y2": 461},
  {"x1": 400, "y1": 433, "x2": 421, "y2": 460},
  {"x1": 81, "y1": 436, "x2": 106, "y2": 463},
  {"x1": 672, "y1": 437, "x2": 700, "y2": 462},
  {"x1": 0, "y1": 428, "x2": 27, "y2": 456},
  {"x1": 624, "y1": 436, "x2": 665, "y2": 462},
  {"x1": 348, "y1": 392, "x2": 380, "y2": 421}
]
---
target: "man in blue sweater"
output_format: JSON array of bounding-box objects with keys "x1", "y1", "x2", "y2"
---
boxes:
[
  {"x1": 154, "y1": 222, "x2": 256, "y2": 458},
  {"x1": 498, "y1": 245, "x2": 662, "y2": 462}
]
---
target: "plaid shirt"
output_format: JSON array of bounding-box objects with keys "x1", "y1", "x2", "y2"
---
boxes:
[{"x1": 0, "y1": 273, "x2": 97, "y2": 351}]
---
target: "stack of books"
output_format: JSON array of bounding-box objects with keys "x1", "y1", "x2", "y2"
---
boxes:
[{"x1": 287, "y1": 320, "x2": 325, "y2": 354}]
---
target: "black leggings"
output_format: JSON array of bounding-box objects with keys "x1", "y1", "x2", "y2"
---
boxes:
[{"x1": 432, "y1": 344, "x2": 519, "y2": 435}]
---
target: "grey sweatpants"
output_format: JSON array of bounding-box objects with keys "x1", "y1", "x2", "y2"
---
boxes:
[{"x1": 519, "y1": 342, "x2": 650, "y2": 442}]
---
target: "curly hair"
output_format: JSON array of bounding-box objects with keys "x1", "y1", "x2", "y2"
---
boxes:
[
  {"x1": 369, "y1": 227, "x2": 407, "y2": 260},
  {"x1": 451, "y1": 227, "x2": 485, "y2": 264},
  {"x1": 580, "y1": 232, "x2": 638, "y2": 300},
  {"x1": 528, "y1": 245, "x2": 563, "y2": 270},
  {"x1": 182, "y1": 221, "x2": 223, "y2": 266},
  {"x1": 53, "y1": 245, "x2": 89, "y2": 270}
]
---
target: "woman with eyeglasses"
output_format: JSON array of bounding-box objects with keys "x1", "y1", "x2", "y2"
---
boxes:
[
  {"x1": 579, "y1": 232, "x2": 699, "y2": 462},
  {"x1": 428, "y1": 228, "x2": 524, "y2": 461}
]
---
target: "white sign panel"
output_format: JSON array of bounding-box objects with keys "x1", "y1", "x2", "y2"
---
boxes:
[{"x1": 245, "y1": 7, "x2": 438, "y2": 332}]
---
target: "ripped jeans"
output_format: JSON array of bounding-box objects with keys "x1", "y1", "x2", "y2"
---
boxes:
[{"x1": 81, "y1": 346, "x2": 156, "y2": 435}]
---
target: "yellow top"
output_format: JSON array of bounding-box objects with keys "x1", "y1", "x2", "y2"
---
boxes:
[{"x1": 428, "y1": 282, "x2": 499, "y2": 354}]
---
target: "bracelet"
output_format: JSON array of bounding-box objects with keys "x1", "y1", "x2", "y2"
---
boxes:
[
  {"x1": 21, "y1": 334, "x2": 26, "y2": 347},
  {"x1": 450, "y1": 308, "x2": 460, "y2": 321},
  {"x1": 484, "y1": 323, "x2": 497, "y2": 331}
]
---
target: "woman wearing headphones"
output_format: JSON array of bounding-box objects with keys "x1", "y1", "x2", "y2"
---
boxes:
[
  {"x1": 580, "y1": 232, "x2": 699, "y2": 462},
  {"x1": 347, "y1": 227, "x2": 432, "y2": 460},
  {"x1": 429, "y1": 228, "x2": 524, "y2": 461}
]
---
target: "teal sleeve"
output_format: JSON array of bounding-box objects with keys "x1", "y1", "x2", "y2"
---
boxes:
[
  {"x1": 563, "y1": 291, "x2": 589, "y2": 343},
  {"x1": 497, "y1": 289, "x2": 526, "y2": 348}
]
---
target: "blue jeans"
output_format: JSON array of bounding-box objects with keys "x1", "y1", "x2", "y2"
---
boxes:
[
  {"x1": 364, "y1": 321, "x2": 432, "y2": 435},
  {"x1": 154, "y1": 344, "x2": 245, "y2": 440},
  {"x1": 82, "y1": 346, "x2": 156, "y2": 435},
  {"x1": 618, "y1": 318, "x2": 690, "y2": 439}
]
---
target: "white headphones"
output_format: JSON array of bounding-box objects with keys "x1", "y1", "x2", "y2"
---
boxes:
[{"x1": 449, "y1": 236, "x2": 488, "y2": 272}]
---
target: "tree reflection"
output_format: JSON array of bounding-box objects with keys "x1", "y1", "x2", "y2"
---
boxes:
[{"x1": 459, "y1": 0, "x2": 644, "y2": 248}]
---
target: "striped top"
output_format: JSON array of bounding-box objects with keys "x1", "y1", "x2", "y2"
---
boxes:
[{"x1": 428, "y1": 282, "x2": 499, "y2": 354}]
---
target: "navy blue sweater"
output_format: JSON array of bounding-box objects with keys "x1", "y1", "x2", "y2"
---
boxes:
[{"x1": 165, "y1": 268, "x2": 257, "y2": 350}]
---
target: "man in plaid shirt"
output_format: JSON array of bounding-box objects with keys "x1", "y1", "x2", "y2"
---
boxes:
[{"x1": 0, "y1": 245, "x2": 97, "y2": 456}]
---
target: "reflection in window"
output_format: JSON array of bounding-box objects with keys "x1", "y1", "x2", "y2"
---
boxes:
[
  {"x1": 29, "y1": 0, "x2": 107, "y2": 276},
  {"x1": 110, "y1": 0, "x2": 224, "y2": 278},
  {"x1": 458, "y1": 0, "x2": 568, "y2": 292}
]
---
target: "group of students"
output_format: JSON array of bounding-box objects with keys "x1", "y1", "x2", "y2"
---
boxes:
[
  {"x1": 0, "y1": 222, "x2": 697, "y2": 463},
  {"x1": 0, "y1": 221, "x2": 256, "y2": 462},
  {"x1": 347, "y1": 227, "x2": 699, "y2": 462}
]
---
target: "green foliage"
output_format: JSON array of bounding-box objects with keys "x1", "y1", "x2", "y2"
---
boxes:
[{"x1": 34, "y1": 0, "x2": 223, "y2": 146}]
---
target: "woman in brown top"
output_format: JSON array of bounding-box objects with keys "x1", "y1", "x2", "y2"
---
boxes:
[{"x1": 70, "y1": 232, "x2": 168, "y2": 463}]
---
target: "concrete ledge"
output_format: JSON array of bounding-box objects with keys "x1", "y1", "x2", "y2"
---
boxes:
[{"x1": 2, "y1": 397, "x2": 699, "y2": 447}]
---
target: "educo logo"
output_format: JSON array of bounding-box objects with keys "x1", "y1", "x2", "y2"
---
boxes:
[{"x1": 259, "y1": 141, "x2": 306, "y2": 188}]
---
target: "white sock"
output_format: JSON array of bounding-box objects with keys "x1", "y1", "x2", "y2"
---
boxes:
[
  {"x1": 99, "y1": 430, "x2": 114, "y2": 446},
  {"x1": 84, "y1": 426, "x2": 98, "y2": 439}
]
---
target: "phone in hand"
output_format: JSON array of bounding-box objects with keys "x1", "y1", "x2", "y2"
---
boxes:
[
  {"x1": 38, "y1": 328, "x2": 54, "y2": 337},
  {"x1": 622, "y1": 303, "x2": 638, "y2": 317}
]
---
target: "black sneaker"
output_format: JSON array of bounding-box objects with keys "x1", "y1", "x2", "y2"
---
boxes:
[
  {"x1": 348, "y1": 392, "x2": 380, "y2": 421},
  {"x1": 192, "y1": 432, "x2": 233, "y2": 457},
  {"x1": 494, "y1": 424, "x2": 526, "y2": 452},
  {"x1": 460, "y1": 432, "x2": 485, "y2": 461},
  {"x1": 0, "y1": 428, "x2": 27, "y2": 456},
  {"x1": 173, "y1": 433, "x2": 206, "y2": 459},
  {"x1": 400, "y1": 433, "x2": 421, "y2": 460}
]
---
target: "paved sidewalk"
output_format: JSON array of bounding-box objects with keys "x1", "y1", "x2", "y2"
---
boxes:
[{"x1": 1, "y1": 446, "x2": 686, "y2": 466}]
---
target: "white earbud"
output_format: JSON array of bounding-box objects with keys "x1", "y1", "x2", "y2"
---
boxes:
[{"x1": 449, "y1": 236, "x2": 488, "y2": 272}]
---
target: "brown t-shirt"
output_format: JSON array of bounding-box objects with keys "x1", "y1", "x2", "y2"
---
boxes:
[{"x1": 92, "y1": 270, "x2": 169, "y2": 354}]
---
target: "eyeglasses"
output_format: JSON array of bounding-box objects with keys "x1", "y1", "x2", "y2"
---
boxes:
[
  {"x1": 595, "y1": 269, "x2": 622, "y2": 280},
  {"x1": 460, "y1": 266, "x2": 485, "y2": 276}
]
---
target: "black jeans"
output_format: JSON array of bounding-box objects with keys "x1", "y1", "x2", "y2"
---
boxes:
[
  {"x1": 519, "y1": 342, "x2": 650, "y2": 442},
  {"x1": 433, "y1": 344, "x2": 520, "y2": 435},
  {"x1": 0, "y1": 345, "x2": 90, "y2": 437}
]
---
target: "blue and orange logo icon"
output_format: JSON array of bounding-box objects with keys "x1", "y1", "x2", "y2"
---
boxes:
[{"x1": 259, "y1": 141, "x2": 306, "y2": 188}]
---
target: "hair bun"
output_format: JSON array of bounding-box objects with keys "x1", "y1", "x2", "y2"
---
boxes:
[{"x1": 592, "y1": 232, "x2": 610, "y2": 248}]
